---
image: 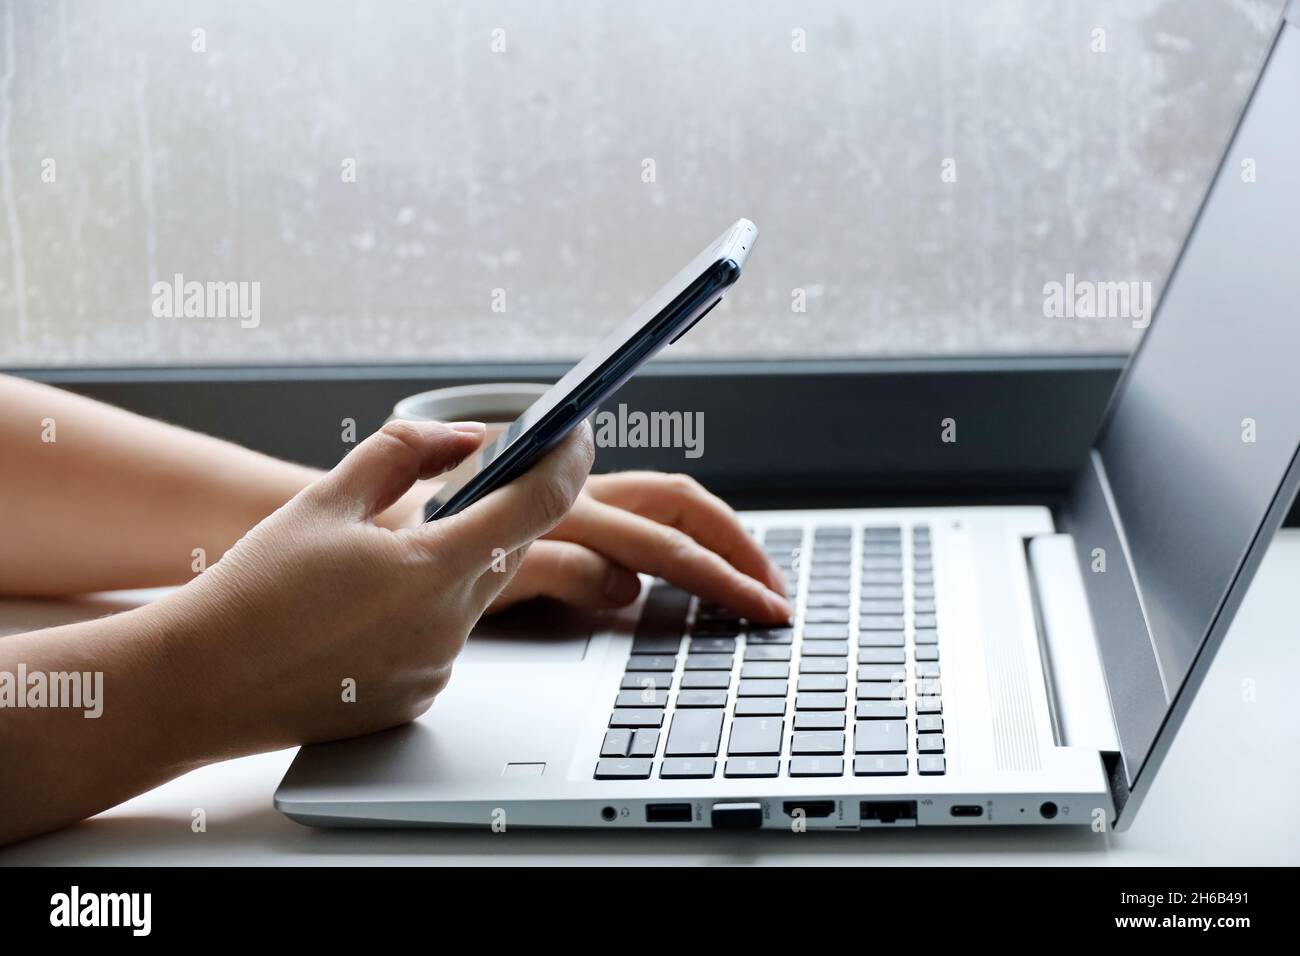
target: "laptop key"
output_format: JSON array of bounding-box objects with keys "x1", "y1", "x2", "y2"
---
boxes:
[
  {"x1": 631, "y1": 584, "x2": 689, "y2": 654},
  {"x1": 660, "y1": 758, "x2": 716, "y2": 779},
  {"x1": 727, "y1": 716, "x2": 784, "y2": 755},
  {"x1": 915, "y1": 645, "x2": 940, "y2": 661},
  {"x1": 629, "y1": 729, "x2": 660, "y2": 757},
  {"x1": 609, "y1": 709, "x2": 664, "y2": 728},
  {"x1": 858, "y1": 600, "x2": 905, "y2": 616},
  {"x1": 741, "y1": 661, "x2": 790, "y2": 679},
  {"x1": 627, "y1": 654, "x2": 677, "y2": 672},
  {"x1": 738, "y1": 678, "x2": 788, "y2": 697},
  {"x1": 917, "y1": 696, "x2": 943, "y2": 714},
  {"x1": 791, "y1": 731, "x2": 846, "y2": 754},
  {"x1": 918, "y1": 755, "x2": 947, "y2": 775},
  {"x1": 856, "y1": 700, "x2": 907, "y2": 720},
  {"x1": 858, "y1": 663, "x2": 907, "y2": 681},
  {"x1": 594, "y1": 758, "x2": 653, "y2": 779},
  {"x1": 858, "y1": 648, "x2": 905, "y2": 664},
  {"x1": 665, "y1": 709, "x2": 725, "y2": 756},
  {"x1": 601, "y1": 729, "x2": 633, "y2": 757},
  {"x1": 857, "y1": 630, "x2": 905, "y2": 647},
  {"x1": 795, "y1": 693, "x2": 848, "y2": 711},
  {"x1": 690, "y1": 636, "x2": 736, "y2": 653},
  {"x1": 794, "y1": 711, "x2": 845, "y2": 730},
  {"x1": 747, "y1": 627, "x2": 795, "y2": 645},
  {"x1": 744, "y1": 645, "x2": 792, "y2": 662},
  {"x1": 616, "y1": 689, "x2": 669, "y2": 708},
  {"x1": 798, "y1": 674, "x2": 847, "y2": 692},
  {"x1": 677, "y1": 690, "x2": 728, "y2": 708},
  {"x1": 859, "y1": 615, "x2": 905, "y2": 630},
  {"x1": 854, "y1": 720, "x2": 908, "y2": 754},
  {"x1": 789, "y1": 756, "x2": 845, "y2": 777},
  {"x1": 685, "y1": 653, "x2": 734, "y2": 670},
  {"x1": 800, "y1": 657, "x2": 848, "y2": 674},
  {"x1": 914, "y1": 629, "x2": 939, "y2": 645},
  {"x1": 734, "y1": 697, "x2": 786, "y2": 716},
  {"x1": 804, "y1": 608, "x2": 850, "y2": 624},
  {"x1": 854, "y1": 755, "x2": 908, "y2": 776},
  {"x1": 857, "y1": 682, "x2": 904, "y2": 701},
  {"x1": 916, "y1": 679, "x2": 942, "y2": 697},
  {"x1": 724, "y1": 757, "x2": 780, "y2": 778},
  {"x1": 914, "y1": 600, "x2": 936, "y2": 614},
  {"x1": 917, "y1": 715, "x2": 944, "y2": 734},
  {"x1": 860, "y1": 585, "x2": 904, "y2": 600},
  {"x1": 681, "y1": 671, "x2": 730, "y2": 689},
  {"x1": 622, "y1": 672, "x2": 672, "y2": 691},
  {"x1": 807, "y1": 579, "x2": 851, "y2": 593},
  {"x1": 860, "y1": 573, "x2": 903, "y2": 586},
  {"x1": 917, "y1": 734, "x2": 945, "y2": 754},
  {"x1": 916, "y1": 662, "x2": 942, "y2": 678},
  {"x1": 802, "y1": 640, "x2": 849, "y2": 657},
  {"x1": 803, "y1": 623, "x2": 849, "y2": 640},
  {"x1": 806, "y1": 593, "x2": 851, "y2": 608}
]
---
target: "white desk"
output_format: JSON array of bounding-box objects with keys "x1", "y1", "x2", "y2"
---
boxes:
[{"x1": 4, "y1": 533, "x2": 1299, "y2": 866}]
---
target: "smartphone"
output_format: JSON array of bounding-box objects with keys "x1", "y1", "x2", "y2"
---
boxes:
[{"x1": 425, "y1": 218, "x2": 758, "y2": 520}]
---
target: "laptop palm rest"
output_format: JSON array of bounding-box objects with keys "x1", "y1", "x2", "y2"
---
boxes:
[{"x1": 276, "y1": 601, "x2": 605, "y2": 822}]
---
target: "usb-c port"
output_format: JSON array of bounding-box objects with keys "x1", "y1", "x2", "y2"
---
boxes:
[{"x1": 950, "y1": 805, "x2": 983, "y2": 818}]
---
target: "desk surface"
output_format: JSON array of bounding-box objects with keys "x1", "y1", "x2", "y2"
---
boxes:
[{"x1": 4, "y1": 533, "x2": 1299, "y2": 866}]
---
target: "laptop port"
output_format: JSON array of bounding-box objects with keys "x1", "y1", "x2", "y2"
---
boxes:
[
  {"x1": 783, "y1": 800, "x2": 836, "y2": 819},
  {"x1": 645, "y1": 803, "x2": 693, "y2": 823},
  {"x1": 860, "y1": 800, "x2": 917, "y2": 824},
  {"x1": 950, "y1": 805, "x2": 983, "y2": 818}
]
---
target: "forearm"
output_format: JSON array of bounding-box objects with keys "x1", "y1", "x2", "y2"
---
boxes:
[
  {"x1": 0, "y1": 375, "x2": 321, "y2": 595},
  {"x1": 0, "y1": 597, "x2": 217, "y2": 846}
]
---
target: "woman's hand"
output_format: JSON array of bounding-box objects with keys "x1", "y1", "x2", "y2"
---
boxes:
[
  {"x1": 158, "y1": 418, "x2": 596, "y2": 758},
  {"x1": 485, "y1": 472, "x2": 791, "y2": 624}
]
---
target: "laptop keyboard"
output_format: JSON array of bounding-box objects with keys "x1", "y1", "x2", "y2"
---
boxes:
[{"x1": 594, "y1": 523, "x2": 946, "y2": 780}]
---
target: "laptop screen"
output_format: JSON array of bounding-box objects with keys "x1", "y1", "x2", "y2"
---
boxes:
[{"x1": 1081, "y1": 14, "x2": 1300, "y2": 778}]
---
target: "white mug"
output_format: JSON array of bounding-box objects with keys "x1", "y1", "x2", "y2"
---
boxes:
[{"x1": 388, "y1": 382, "x2": 550, "y2": 497}]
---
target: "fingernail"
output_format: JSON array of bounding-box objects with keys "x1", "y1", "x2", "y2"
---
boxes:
[
  {"x1": 765, "y1": 591, "x2": 793, "y2": 622},
  {"x1": 604, "y1": 568, "x2": 642, "y2": 604},
  {"x1": 447, "y1": 421, "x2": 485, "y2": 436}
]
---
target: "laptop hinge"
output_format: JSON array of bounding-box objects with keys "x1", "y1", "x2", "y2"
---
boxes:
[{"x1": 1025, "y1": 533, "x2": 1121, "y2": 756}]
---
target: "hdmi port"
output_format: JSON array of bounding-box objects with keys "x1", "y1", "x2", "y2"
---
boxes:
[{"x1": 783, "y1": 800, "x2": 836, "y2": 819}]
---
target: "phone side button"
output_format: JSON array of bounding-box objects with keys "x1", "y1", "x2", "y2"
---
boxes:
[{"x1": 669, "y1": 297, "x2": 723, "y2": 345}]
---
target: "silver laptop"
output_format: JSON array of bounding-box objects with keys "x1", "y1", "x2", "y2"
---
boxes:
[{"x1": 276, "y1": 4, "x2": 1300, "y2": 832}]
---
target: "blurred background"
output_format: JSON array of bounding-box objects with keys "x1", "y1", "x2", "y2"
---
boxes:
[{"x1": 0, "y1": 0, "x2": 1284, "y2": 366}]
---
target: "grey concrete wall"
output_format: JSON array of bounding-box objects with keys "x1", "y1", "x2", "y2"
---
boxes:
[{"x1": 0, "y1": 0, "x2": 1283, "y2": 365}]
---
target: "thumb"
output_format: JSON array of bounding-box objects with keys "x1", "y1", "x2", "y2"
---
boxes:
[{"x1": 308, "y1": 419, "x2": 485, "y2": 521}]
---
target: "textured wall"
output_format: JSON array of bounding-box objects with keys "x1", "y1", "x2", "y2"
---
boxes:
[{"x1": 0, "y1": 0, "x2": 1283, "y2": 365}]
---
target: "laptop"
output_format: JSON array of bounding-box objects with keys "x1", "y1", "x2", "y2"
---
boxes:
[{"x1": 275, "y1": 3, "x2": 1300, "y2": 832}]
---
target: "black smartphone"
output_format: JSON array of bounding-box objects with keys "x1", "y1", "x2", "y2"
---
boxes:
[{"x1": 425, "y1": 218, "x2": 758, "y2": 519}]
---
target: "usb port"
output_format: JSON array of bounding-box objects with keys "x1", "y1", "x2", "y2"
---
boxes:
[
  {"x1": 860, "y1": 800, "x2": 917, "y2": 825},
  {"x1": 645, "y1": 803, "x2": 693, "y2": 823},
  {"x1": 783, "y1": 800, "x2": 836, "y2": 819},
  {"x1": 950, "y1": 805, "x2": 984, "y2": 818}
]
